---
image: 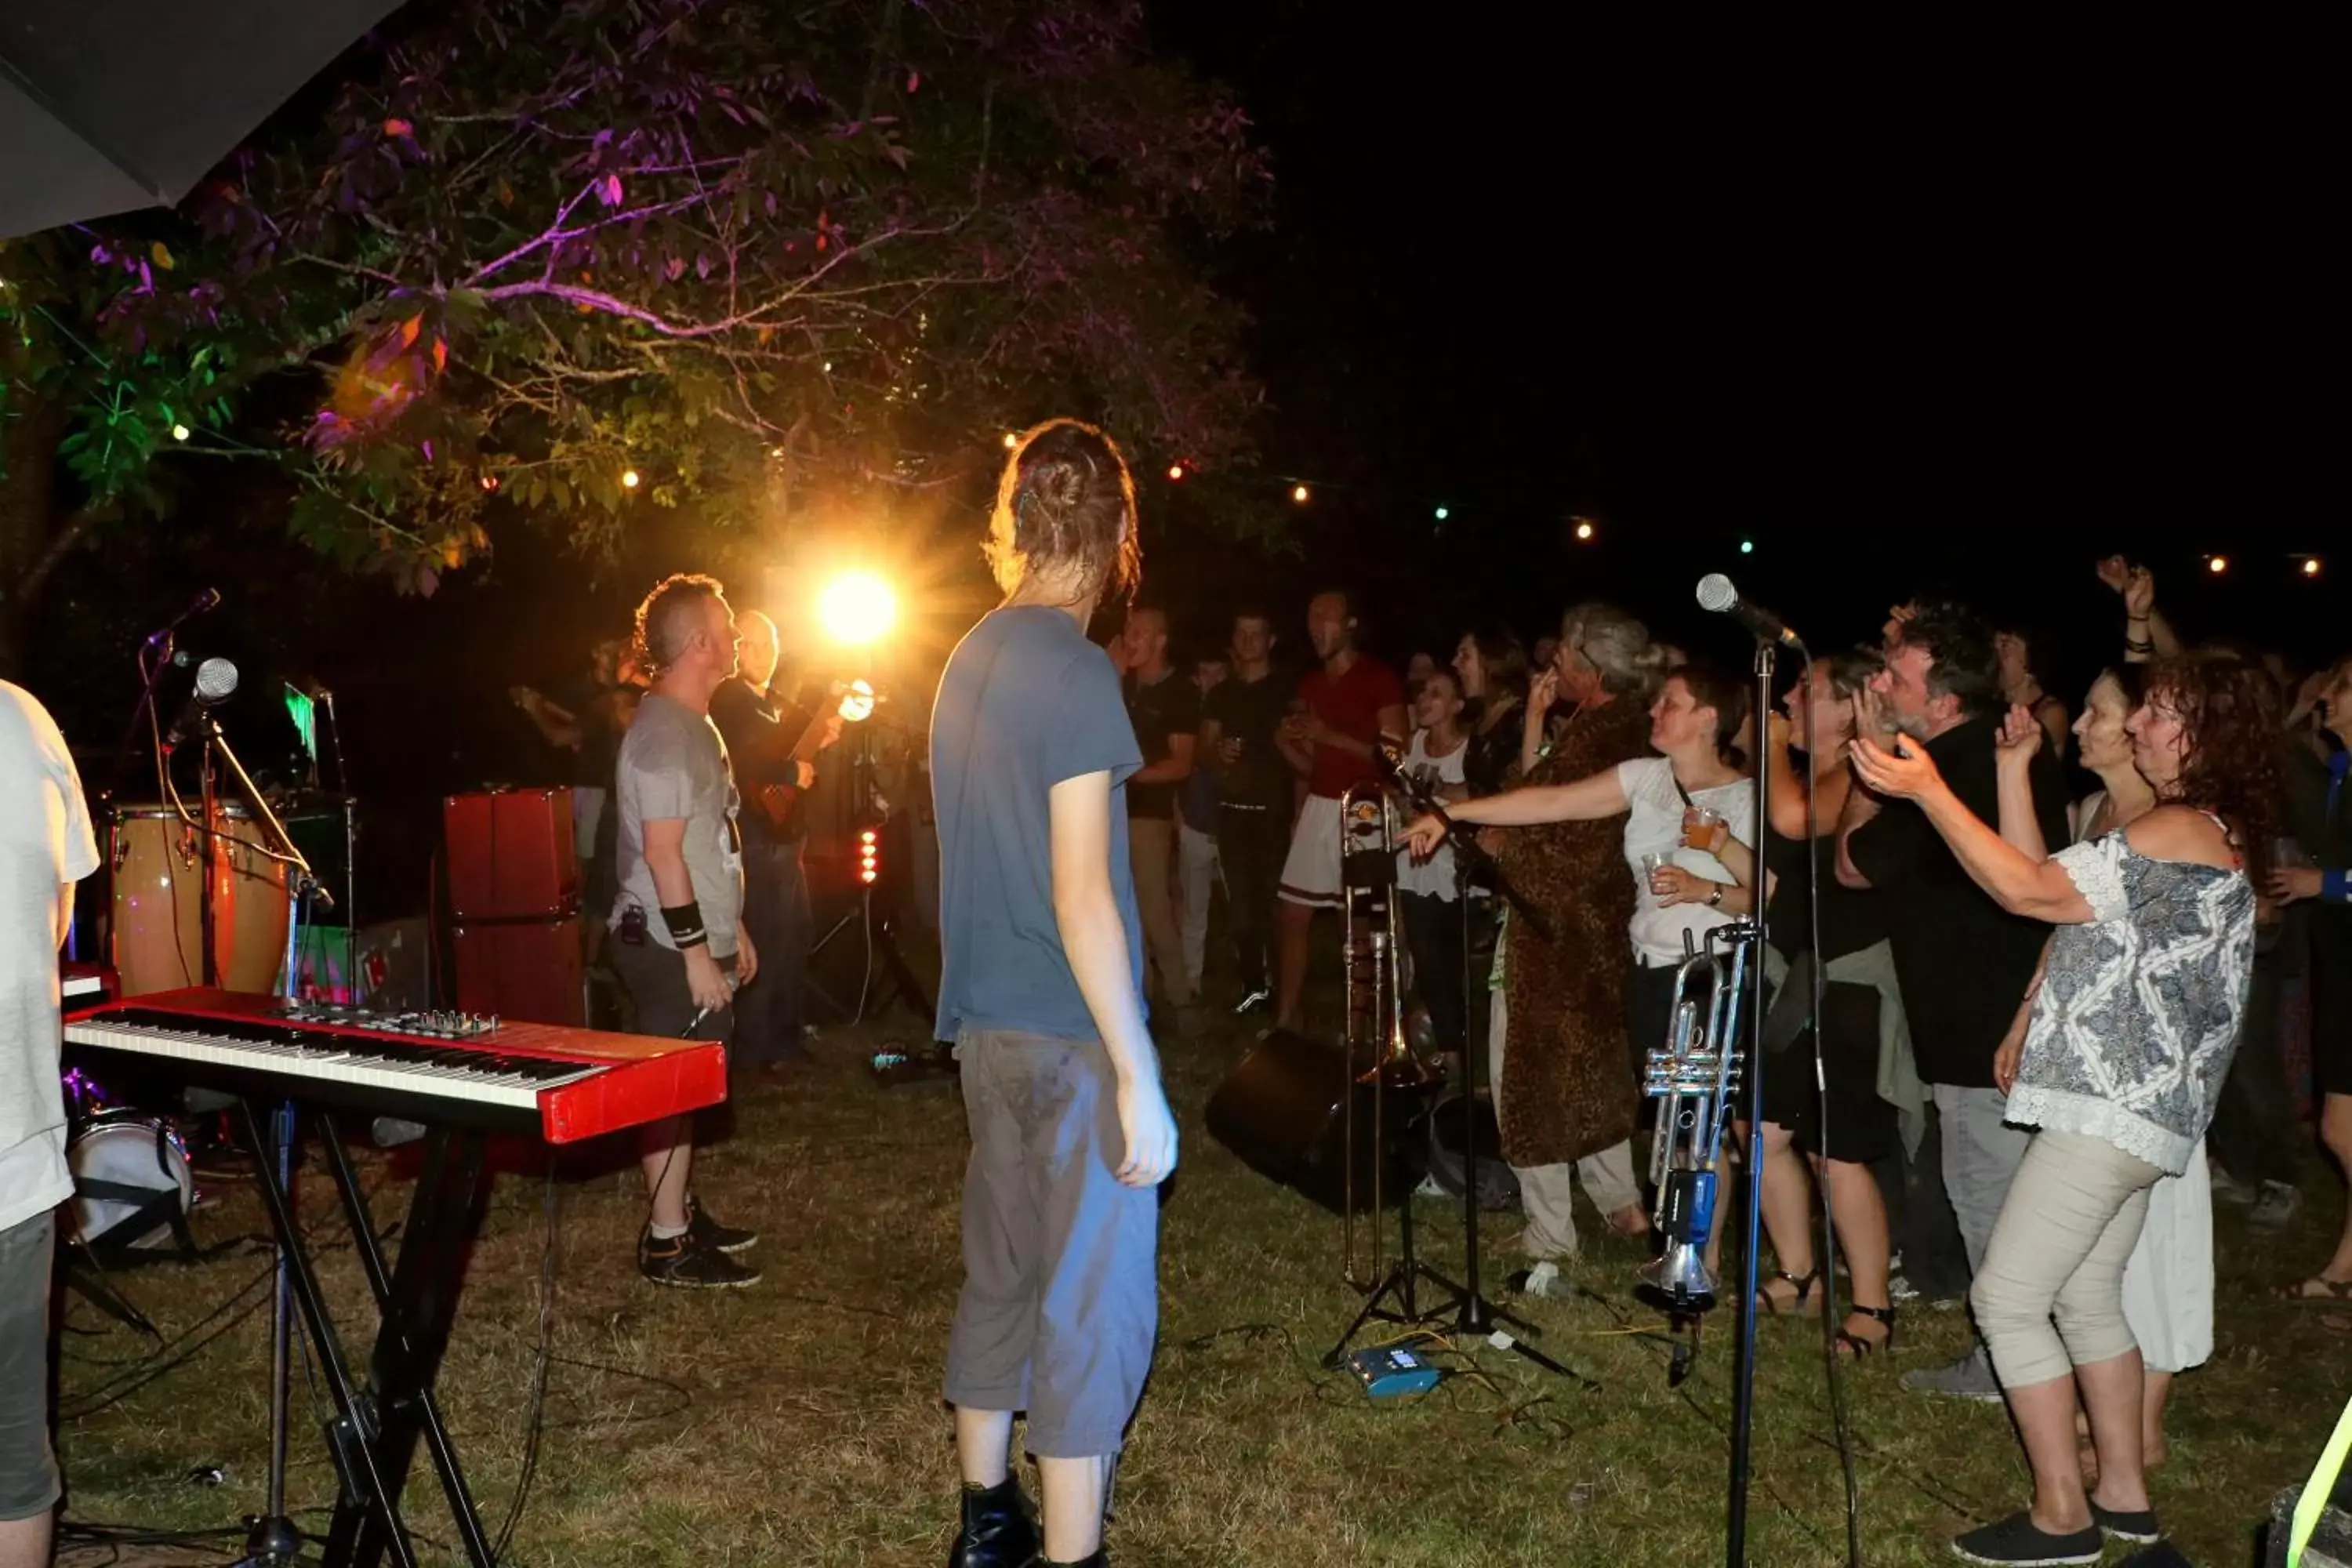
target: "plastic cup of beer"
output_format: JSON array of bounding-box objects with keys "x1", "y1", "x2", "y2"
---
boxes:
[
  {"x1": 1683, "y1": 808, "x2": 1728, "y2": 854},
  {"x1": 1642, "y1": 851, "x2": 1672, "y2": 895}
]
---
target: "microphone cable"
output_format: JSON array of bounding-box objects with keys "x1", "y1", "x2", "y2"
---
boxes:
[{"x1": 1794, "y1": 648, "x2": 1866, "y2": 1568}]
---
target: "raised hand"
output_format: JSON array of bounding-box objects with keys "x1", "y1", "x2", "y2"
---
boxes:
[
  {"x1": 1849, "y1": 687, "x2": 1895, "y2": 743},
  {"x1": 1849, "y1": 730, "x2": 1946, "y2": 802},
  {"x1": 1766, "y1": 710, "x2": 1793, "y2": 753},
  {"x1": 1527, "y1": 666, "x2": 1561, "y2": 721},
  {"x1": 1994, "y1": 702, "x2": 2043, "y2": 767},
  {"x1": 2122, "y1": 566, "x2": 2156, "y2": 620},
  {"x1": 2095, "y1": 554, "x2": 2132, "y2": 594}
]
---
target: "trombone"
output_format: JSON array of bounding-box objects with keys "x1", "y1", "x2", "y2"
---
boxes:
[
  {"x1": 1639, "y1": 922, "x2": 1754, "y2": 1312},
  {"x1": 1338, "y1": 779, "x2": 1439, "y2": 1290}
]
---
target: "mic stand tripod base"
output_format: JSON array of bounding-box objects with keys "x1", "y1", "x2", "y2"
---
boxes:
[{"x1": 234, "y1": 1512, "x2": 306, "y2": 1567}]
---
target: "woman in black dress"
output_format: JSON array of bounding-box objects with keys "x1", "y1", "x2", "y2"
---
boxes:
[
  {"x1": 1737, "y1": 651, "x2": 1904, "y2": 1355},
  {"x1": 1452, "y1": 629, "x2": 1529, "y2": 798}
]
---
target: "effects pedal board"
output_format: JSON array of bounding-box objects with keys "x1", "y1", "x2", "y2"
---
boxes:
[{"x1": 1345, "y1": 1344, "x2": 1443, "y2": 1399}]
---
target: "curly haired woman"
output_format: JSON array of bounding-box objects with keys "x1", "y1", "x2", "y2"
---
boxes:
[{"x1": 1853, "y1": 652, "x2": 2281, "y2": 1566}]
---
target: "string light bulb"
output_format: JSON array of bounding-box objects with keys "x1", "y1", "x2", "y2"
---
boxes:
[
  {"x1": 1573, "y1": 518, "x2": 1595, "y2": 542},
  {"x1": 1003, "y1": 431, "x2": 1018, "y2": 449},
  {"x1": 1167, "y1": 463, "x2": 1185, "y2": 482},
  {"x1": 2206, "y1": 554, "x2": 2227, "y2": 574},
  {"x1": 479, "y1": 474, "x2": 500, "y2": 493},
  {"x1": 2303, "y1": 557, "x2": 2322, "y2": 578},
  {"x1": 1433, "y1": 505, "x2": 1450, "y2": 522},
  {"x1": 1739, "y1": 539, "x2": 1755, "y2": 555},
  {"x1": 1291, "y1": 484, "x2": 1310, "y2": 504},
  {"x1": 621, "y1": 468, "x2": 641, "y2": 489},
  {"x1": 170, "y1": 423, "x2": 191, "y2": 442}
]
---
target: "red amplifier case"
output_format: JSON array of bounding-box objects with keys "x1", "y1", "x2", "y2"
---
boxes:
[
  {"x1": 452, "y1": 916, "x2": 585, "y2": 1028},
  {"x1": 443, "y1": 789, "x2": 578, "y2": 920}
]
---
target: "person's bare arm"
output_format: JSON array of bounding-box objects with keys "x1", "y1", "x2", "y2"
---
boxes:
[
  {"x1": 1398, "y1": 767, "x2": 1628, "y2": 858},
  {"x1": 512, "y1": 687, "x2": 583, "y2": 750},
  {"x1": 1991, "y1": 706, "x2": 2052, "y2": 861},
  {"x1": 1050, "y1": 770, "x2": 1177, "y2": 1186},
  {"x1": 1992, "y1": 937, "x2": 2053, "y2": 1093},
  {"x1": 643, "y1": 818, "x2": 735, "y2": 1009},
  {"x1": 1849, "y1": 735, "x2": 2096, "y2": 922},
  {"x1": 1132, "y1": 732, "x2": 1196, "y2": 785},
  {"x1": 1834, "y1": 781, "x2": 1884, "y2": 888},
  {"x1": 56, "y1": 883, "x2": 75, "y2": 950}
]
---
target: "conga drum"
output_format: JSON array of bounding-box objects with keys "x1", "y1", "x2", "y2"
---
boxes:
[{"x1": 110, "y1": 803, "x2": 291, "y2": 996}]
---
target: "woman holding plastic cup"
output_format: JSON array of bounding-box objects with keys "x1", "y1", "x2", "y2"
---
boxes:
[{"x1": 1401, "y1": 662, "x2": 1759, "y2": 1241}]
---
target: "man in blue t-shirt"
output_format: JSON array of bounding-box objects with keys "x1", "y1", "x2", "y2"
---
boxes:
[{"x1": 929, "y1": 419, "x2": 1175, "y2": 1568}]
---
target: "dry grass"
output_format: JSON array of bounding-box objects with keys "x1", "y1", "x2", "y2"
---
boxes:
[{"x1": 55, "y1": 1013, "x2": 2350, "y2": 1567}]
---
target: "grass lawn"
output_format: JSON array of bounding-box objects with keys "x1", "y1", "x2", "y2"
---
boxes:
[{"x1": 54, "y1": 1007, "x2": 2350, "y2": 1567}]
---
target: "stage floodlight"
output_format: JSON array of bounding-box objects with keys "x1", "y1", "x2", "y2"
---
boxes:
[{"x1": 819, "y1": 571, "x2": 897, "y2": 645}]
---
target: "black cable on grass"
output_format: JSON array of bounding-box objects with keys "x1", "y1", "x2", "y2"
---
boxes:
[{"x1": 491, "y1": 1161, "x2": 561, "y2": 1566}]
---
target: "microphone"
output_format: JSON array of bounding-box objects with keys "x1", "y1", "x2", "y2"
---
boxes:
[
  {"x1": 1695, "y1": 574, "x2": 1805, "y2": 651},
  {"x1": 163, "y1": 657, "x2": 239, "y2": 747},
  {"x1": 143, "y1": 588, "x2": 222, "y2": 648}
]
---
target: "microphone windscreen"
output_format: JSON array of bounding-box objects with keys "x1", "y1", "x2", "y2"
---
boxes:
[
  {"x1": 1695, "y1": 574, "x2": 1739, "y2": 613},
  {"x1": 193, "y1": 657, "x2": 239, "y2": 702}
]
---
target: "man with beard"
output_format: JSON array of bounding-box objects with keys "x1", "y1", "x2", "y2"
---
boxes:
[{"x1": 1838, "y1": 601, "x2": 2071, "y2": 1398}]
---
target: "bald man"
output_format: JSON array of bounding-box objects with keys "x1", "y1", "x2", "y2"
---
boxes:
[{"x1": 711, "y1": 608, "x2": 839, "y2": 1069}]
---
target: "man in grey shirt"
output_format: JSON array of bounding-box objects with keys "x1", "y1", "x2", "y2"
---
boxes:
[{"x1": 610, "y1": 573, "x2": 763, "y2": 1288}]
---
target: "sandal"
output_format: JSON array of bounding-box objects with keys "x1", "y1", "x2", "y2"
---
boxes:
[
  {"x1": 2278, "y1": 1276, "x2": 2352, "y2": 1305},
  {"x1": 1755, "y1": 1267, "x2": 1820, "y2": 1317},
  {"x1": 1835, "y1": 1303, "x2": 1897, "y2": 1359}
]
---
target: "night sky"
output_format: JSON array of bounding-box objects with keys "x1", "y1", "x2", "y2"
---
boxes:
[
  {"x1": 1149, "y1": 6, "x2": 2344, "y2": 660},
  {"x1": 32, "y1": 9, "x2": 2345, "y2": 832}
]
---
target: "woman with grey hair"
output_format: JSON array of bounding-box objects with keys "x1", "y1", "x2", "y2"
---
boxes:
[{"x1": 1404, "y1": 605, "x2": 1672, "y2": 1261}]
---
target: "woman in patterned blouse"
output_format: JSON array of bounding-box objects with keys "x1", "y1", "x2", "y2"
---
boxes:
[{"x1": 1849, "y1": 652, "x2": 2282, "y2": 1568}]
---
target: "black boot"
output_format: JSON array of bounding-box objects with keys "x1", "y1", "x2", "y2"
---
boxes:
[{"x1": 947, "y1": 1477, "x2": 1039, "y2": 1568}]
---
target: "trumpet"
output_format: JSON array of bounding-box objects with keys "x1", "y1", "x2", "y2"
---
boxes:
[
  {"x1": 1339, "y1": 779, "x2": 1439, "y2": 1289},
  {"x1": 1639, "y1": 923, "x2": 1755, "y2": 1312}
]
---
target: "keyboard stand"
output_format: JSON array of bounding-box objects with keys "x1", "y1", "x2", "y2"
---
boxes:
[{"x1": 233, "y1": 1099, "x2": 499, "y2": 1568}]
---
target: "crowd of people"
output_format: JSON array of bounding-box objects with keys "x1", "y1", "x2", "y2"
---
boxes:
[
  {"x1": 6, "y1": 405, "x2": 2350, "y2": 1566},
  {"x1": 1109, "y1": 550, "x2": 2349, "y2": 1563}
]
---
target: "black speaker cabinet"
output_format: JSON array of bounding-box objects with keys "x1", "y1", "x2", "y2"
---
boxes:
[{"x1": 1205, "y1": 1029, "x2": 1421, "y2": 1215}]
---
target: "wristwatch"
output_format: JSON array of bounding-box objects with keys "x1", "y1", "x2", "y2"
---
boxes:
[{"x1": 1706, "y1": 885, "x2": 1725, "y2": 909}]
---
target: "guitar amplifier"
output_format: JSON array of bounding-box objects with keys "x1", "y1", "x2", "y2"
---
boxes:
[
  {"x1": 452, "y1": 916, "x2": 585, "y2": 1028},
  {"x1": 444, "y1": 789, "x2": 578, "y2": 921}
]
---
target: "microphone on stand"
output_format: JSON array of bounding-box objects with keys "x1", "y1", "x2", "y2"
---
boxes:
[
  {"x1": 143, "y1": 587, "x2": 222, "y2": 648},
  {"x1": 163, "y1": 657, "x2": 240, "y2": 748},
  {"x1": 1695, "y1": 574, "x2": 1806, "y2": 652}
]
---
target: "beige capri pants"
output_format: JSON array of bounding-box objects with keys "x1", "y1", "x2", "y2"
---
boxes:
[{"x1": 1970, "y1": 1129, "x2": 2165, "y2": 1389}]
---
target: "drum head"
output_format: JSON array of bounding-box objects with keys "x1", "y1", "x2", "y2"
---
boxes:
[{"x1": 67, "y1": 1113, "x2": 194, "y2": 1250}]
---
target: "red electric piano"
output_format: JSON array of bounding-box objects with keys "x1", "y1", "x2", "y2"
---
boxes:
[{"x1": 62, "y1": 988, "x2": 728, "y2": 1568}]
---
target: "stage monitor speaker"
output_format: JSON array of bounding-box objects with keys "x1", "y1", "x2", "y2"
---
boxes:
[
  {"x1": 452, "y1": 915, "x2": 584, "y2": 1026},
  {"x1": 443, "y1": 789, "x2": 578, "y2": 921},
  {"x1": 1204, "y1": 1029, "x2": 1414, "y2": 1216}
]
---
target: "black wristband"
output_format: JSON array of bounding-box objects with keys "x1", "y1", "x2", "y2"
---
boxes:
[{"x1": 660, "y1": 901, "x2": 708, "y2": 949}]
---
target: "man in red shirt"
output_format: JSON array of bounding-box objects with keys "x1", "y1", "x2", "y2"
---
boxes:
[{"x1": 1272, "y1": 590, "x2": 1407, "y2": 1033}]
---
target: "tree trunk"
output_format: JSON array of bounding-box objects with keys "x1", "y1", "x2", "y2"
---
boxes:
[{"x1": 0, "y1": 399, "x2": 73, "y2": 679}]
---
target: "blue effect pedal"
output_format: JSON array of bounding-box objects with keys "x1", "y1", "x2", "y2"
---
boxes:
[{"x1": 1346, "y1": 1345, "x2": 1443, "y2": 1399}]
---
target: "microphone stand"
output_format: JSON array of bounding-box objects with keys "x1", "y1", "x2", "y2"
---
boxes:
[
  {"x1": 194, "y1": 708, "x2": 328, "y2": 1568},
  {"x1": 1364, "y1": 751, "x2": 1586, "y2": 1385},
  {"x1": 1722, "y1": 636, "x2": 1783, "y2": 1568}
]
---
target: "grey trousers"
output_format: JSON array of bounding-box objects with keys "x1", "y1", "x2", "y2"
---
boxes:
[
  {"x1": 1932, "y1": 1083, "x2": 2032, "y2": 1276},
  {"x1": 1489, "y1": 985, "x2": 1641, "y2": 1258},
  {"x1": 944, "y1": 1028, "x2": 1160, "y2": 1458},
  {"x1": 1, "y1": 1211, "x2": 58, "y2": 1521}
]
